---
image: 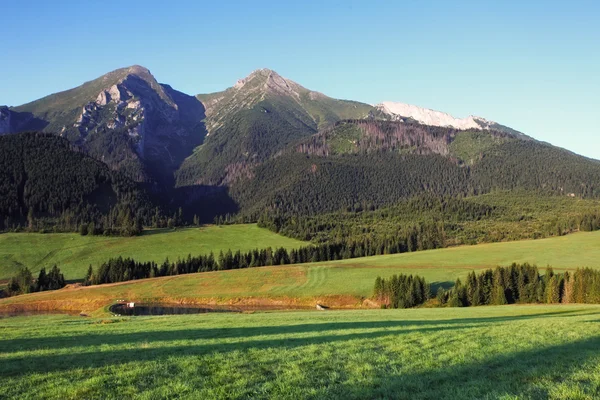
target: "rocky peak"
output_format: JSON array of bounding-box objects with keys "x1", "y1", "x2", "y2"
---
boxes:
[{"x1": 233, "y1": 68, "x2": 302, "y2": 99}]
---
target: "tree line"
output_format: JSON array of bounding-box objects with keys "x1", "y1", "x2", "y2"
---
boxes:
[
  {"x1": 83, "y1": 232, "x2": 454, "y2": 287},
  {"x1": 254, "y1": 192, "x2": 600, "y2": 248},
  {"x1": 372, "y1": 264, "x2": 600, "y2": 308},
  {"x1": 5, "y1": 266, "x2": 66, "y2": 297},
  {"x1": 437, "y1": 264, "x2": 600, "y2": 306},
  {"x1": 373, "y1": 274, "x2": 430, "y2": 308}
]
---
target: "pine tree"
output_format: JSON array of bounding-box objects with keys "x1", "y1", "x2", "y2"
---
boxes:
[
  {"x1": 36, "y1": 268, "x2": 48, "y2": 292},
  {"x1": 492, "y1": 285, "x2": 507, "y2": 305},
  {"x1": 83, "y1": 265, "x2": 94, "y2": 286}
]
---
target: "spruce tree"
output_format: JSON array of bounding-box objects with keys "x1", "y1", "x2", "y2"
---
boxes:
[
  {"x1": 36, "y1": 268, "x2": 48, "y2": 292},
  {"x1": 83, "y1": 265, "x2": 94, "y2": 286}
]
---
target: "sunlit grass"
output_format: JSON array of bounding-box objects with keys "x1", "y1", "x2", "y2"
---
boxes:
[
  {"x1": 1, "y1": 305, "x2": 600, "y2": 399},
  {"x1": 0, "y1": 224, "x2": 308, "y2": 279}
]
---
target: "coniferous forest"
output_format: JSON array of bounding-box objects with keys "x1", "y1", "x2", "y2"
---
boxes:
[{"x1": 374, "y1": 264, "x2": 600, "y2": 308}]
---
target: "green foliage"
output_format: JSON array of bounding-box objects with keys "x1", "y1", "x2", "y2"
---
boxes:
[
  {"x1": 255, "y1": 191, "x2": 600, "y2": 247},
  {"x1": 373, "y1": 274, "x2": 429, "y2": 308},
  {"x1": 472, "y1": 140, "x2": 600, "y2": 197},
  {"x1": 7, "y1": 264, "x2": 65, "y2": 297},
  {"x1": 7, "y1": 267, "x2": 34, "y2": 295},
  {"x1": 439, "y1": 264, "x2": 600, "y2": 307},
  {"x1": 232, "y1": 152, "x2": 470, "y2": 218},
  {"x1": 449, "y1": 130, "x2": 511, "y2": 164},
  {"x1": 0, "y1": 132, "x2": 161, "y2": 235}
]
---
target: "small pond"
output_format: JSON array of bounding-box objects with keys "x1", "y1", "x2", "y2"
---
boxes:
[
  {"x1": 109, "y1": 303, "x2": 241, "y2": 316},
  {"x1": 109, "y1": 303, "x2": 314, "y2": 316}
]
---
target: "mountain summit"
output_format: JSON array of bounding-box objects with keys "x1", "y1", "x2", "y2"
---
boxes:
[
  {"x1": 197, "y1": 68, "x2": 371, "y2": 134},
  {"x1": 3, "y1": 65, "x2": 207, "y2": 182},
  {"x1": 177, "y1": 69, "x2": 373, "y2": 185}
]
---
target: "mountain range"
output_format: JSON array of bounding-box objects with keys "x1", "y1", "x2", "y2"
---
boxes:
[
  {"x1": 0, "y1": 65, "x2": 526, "y2": 184},
  {"x1": 1, "y1": 65, "x2": 599, "y2": 228}
]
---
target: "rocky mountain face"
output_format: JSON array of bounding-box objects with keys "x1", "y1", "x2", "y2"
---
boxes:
[
  {"x1": 7, "y1": 66, "x2": 206, "y2": 183},
  {"x1": 2, "y1": 66, "x2": 531, "y2": 189}
]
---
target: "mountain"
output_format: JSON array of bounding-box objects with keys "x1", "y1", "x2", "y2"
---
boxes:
[
  {"x1": 4, "y1": 65, "x2": 207, "y2": 183},
  {"x1": 175, "y1": 69, "x2": 373, "y2": 186},
  {"x1": 3, "y1": 65, "x2": 600, "y2": 231},
  {"x1": 230, "y1": 120, "x2": 600, "y2": 218},
  {"x1": 375, "y1": 101, "x2": 527, "y2": 138},
  {"x1": 0, "y1": 132, "x2": 162, "y2": 234}
]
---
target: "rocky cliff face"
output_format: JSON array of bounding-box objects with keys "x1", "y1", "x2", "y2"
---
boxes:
[
  {"x1": 375, "y1": 101, "x2": 527, "y2": 138},
  {"x1": 10, "y1": 66, "x2": 207, "y2": 183}
]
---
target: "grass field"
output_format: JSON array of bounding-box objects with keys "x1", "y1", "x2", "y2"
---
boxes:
[
  {"x1": 2, "y1": 230, "x2": 600, "y2": 313},
  {"x1": 1, "y1": 305, "x2": 600, "y2": 399},
  {"x1": 0, "y1": 225, "x2": 308, "y2": 280}
]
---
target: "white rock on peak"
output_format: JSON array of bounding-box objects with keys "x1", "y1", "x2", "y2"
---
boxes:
[{"x1": 376, "y1": 102, "x2": 491, "y2": 131}]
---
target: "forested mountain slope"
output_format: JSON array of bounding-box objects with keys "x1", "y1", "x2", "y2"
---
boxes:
[
  {"x1": 228, "y1": 120, "x2": 600, "y2": 218},
  {"x1": 176, "y1": 69, "x2": 373, "y2": 186},
  {"x1": 2, "y1": 66, "x2": 600, "y2": 230},
  {"x1": 0, "y1": 132, "x2": 162, "y2": 234}
]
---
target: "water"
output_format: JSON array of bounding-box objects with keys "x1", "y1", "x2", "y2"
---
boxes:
[
  {"x1": 109, "y1": 303, "x2": 314, "y2": 316},
  {"x1": 109, "y1": 303, "x2": 243, "y2": 316}
]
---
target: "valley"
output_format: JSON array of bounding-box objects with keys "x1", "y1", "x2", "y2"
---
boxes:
[{"x1": 1, "y1": 51, "x2": 600, "y2": 400}]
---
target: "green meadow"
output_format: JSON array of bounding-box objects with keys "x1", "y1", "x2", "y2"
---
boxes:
[
  {"x1": 1, "y1": 306, "x2": 600, "y2": 399},
  {"x1": 0, "y1": 225, "x2": 308, "y2": 280},
  {"x1": 2, "y1": 230, "x2": 600, "y2": 313}
]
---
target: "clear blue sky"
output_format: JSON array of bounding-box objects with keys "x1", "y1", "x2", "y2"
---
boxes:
[{"x1": 1, "y1": 0, "x2": 599, "y2": 158}]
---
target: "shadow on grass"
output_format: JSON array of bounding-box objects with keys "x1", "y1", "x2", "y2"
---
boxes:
[
  {"x1": 0, "y1": 309, "x2": 593, "y2": 355},
  {"x1": 314, "y1": 335, "x2": 600, "y2": 399},
  {"x1": 3, "y1": 308, "x2": 600, "y2": 380},
  {"x1": 0, "y1": 322, "x2": 483, "y2": 377}
]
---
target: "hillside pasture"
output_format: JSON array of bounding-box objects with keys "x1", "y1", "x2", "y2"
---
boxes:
[{"x1": 0, "y1": 225, "x2": 308, "y2": 279}]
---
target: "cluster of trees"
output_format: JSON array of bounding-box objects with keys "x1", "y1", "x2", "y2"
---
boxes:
[
  {"x1": 437, "y1": 264, "x2": 600, "y2": 307},
  {"x1": 256, "y1": 194, "x2": 493, "y2": 242},
  {"x1": 254, "y1": 191, "x2": 600, "y2": 249},
  {"x1": 6, "y1": 266, "x2": 66, "y2": 296},
  {"x1": 373, "y1": 274, "x2": 430, "y2": 308},
  {"x1": 0, "y1": 132, "x2": 165, "y2": 236},
  {"x1": 232, "y1": 152, "x2": 472, "y2": 218}
]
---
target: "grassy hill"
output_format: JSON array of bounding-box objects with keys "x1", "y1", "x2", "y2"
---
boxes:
[
  {"x1": 1, "y1": 306, "x2": 600, "y2": 398},
  {"x1": 0, "y1": 225, "x2": 308, "y2": 280},
  {"x1": 2, "y1": 230, "x2": 600, "y2": 313}
]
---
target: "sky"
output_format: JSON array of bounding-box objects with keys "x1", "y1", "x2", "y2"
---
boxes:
[{"x1": 1, "y1": 0, "x2": 599, "y2": 158}]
